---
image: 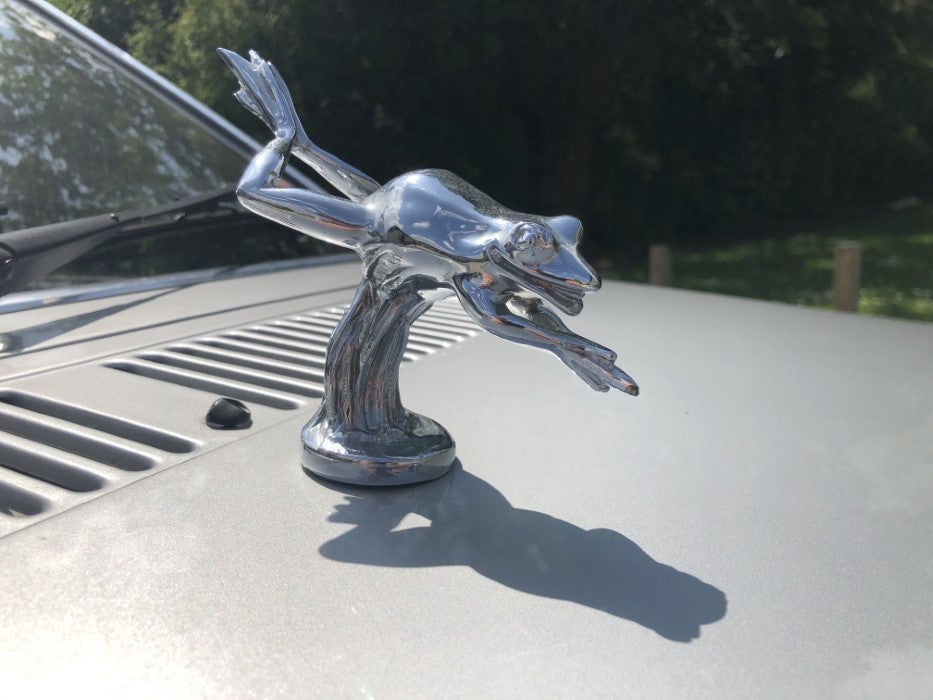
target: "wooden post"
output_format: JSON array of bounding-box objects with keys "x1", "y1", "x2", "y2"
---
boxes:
[
  {"x1": 649, "y1": 244, "x2": 672, "y2": 286},
  {"x1": 833, "y1": 241, "x2": 861, "y2": 312}
]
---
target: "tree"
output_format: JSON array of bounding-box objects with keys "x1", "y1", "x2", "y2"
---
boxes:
[{"x1": 51, "y1": 0, "x2": 933, "y2": 257}]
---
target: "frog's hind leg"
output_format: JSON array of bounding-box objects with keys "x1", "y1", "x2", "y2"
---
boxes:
[{"x1": 237, "y1": 138, "x2": 373, "y2": 250}]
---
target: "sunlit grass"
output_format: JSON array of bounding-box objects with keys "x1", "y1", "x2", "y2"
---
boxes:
[{"x1": 613, "y1": 206, "x2": 933, "y2": 322}]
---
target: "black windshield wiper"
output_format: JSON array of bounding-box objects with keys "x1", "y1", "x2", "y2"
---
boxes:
[{"x1": 0, "y1": 186, "x2": 240, "y2": 298}]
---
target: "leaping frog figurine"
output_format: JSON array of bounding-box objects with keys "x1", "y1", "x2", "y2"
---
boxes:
[{"x1": 219, "y1": 49, "x2": 638, "y2": 485}]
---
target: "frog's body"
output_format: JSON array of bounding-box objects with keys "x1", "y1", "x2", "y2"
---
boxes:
[
  {"x1": 354, "y1": 169, "x2": 597, "y2": 315},
  {"x1": 370, "y1": 169, "x2": 517, "y2": 261}
]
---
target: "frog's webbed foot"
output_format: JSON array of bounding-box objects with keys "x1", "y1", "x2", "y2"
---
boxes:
[
  {"x1": 506, "y1": 293, "x2": 638, "y2": 395},
  {"x1": 454, "y1": 276, "x2": 639, "y2": 396},
  {"x1": 219, "y1": 48, "x2": 379, "y2": 202},
  {"x1": 554, "y1": 335, "x2": 639, "y2": 395},
  {"x1": 218, "y1": 48, "x2": 299, "y2": 140}
]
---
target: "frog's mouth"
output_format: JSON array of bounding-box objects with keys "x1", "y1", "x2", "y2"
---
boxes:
[{"x1": 488, "y1": 246, "x2": 595, "y2": 316}]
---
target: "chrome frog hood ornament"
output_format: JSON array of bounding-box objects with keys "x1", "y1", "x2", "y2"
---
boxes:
[{"x1": 220, "y1": 49, "x2": 638, "y2": 485}]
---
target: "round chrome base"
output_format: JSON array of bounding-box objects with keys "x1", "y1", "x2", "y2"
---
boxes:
[{"x1": 300, "y1": 412, "x2": 455, "y2": 486}]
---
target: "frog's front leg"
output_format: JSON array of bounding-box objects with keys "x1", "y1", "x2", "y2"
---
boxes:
[{"x1": 454, "y1": 274, "x2": 639, "y2": 395}]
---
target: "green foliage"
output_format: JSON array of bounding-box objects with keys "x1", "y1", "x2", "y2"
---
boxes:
[{"x1": 51, "y1": 0, "x2": 933, "y2": 263}]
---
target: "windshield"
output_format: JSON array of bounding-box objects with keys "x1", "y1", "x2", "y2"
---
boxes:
[
  {"x1": 0, "y1": 0, "x2": 245, "y2": 233},
  {"x1": 0, "y1": 0, "x2": 336, "y2": 295}
]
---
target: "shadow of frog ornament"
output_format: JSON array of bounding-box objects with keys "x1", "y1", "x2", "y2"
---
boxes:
[{"x1": 219, "y1": 49, "x2": 639, "y2": 486}]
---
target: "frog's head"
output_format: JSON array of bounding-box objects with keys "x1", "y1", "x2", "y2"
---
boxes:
[{"x1": 490, "y1": 215, "x2": 600, "y2": 316}]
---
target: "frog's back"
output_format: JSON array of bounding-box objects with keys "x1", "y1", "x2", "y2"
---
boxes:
[{"x1": 371, "y1": 169, "x2": 519, "y2": 261}]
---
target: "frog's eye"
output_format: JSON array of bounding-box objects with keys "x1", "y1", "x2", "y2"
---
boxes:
[
  {"x1": 508, "y1": 223, "x2": 558, "y2": 265},
  {"x1": 513, "y1": 223, "x2": 552, "y2": 251}
]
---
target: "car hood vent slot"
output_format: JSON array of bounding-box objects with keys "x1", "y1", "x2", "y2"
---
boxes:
[
  {"x1": 106, "y1": 299, "x2": 478, "y2": 405},
  {"x1": 0, "y1": 407, "x2": 155, "y2": 472},
  {"x1": 0, "y1": 391, "x2": 201, "y2": 534},
  {"x1": 0, "y1": 480, "x2": 47, "y2": 518},
  {"x1": 0, "y1": 391, "x2": 196, "y2": 453},
  {"x1": 106, "y1": 360, "x2": 304, "y2": 410},
  {"x1": 135, "y1": 351, "x2": 325, "y2": 398},
  {"x1": 0, "y1": 440, "x2": 105, "y2": 493}
]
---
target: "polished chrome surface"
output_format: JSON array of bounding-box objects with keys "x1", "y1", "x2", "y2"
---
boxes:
[{"x1": 221, "y1": 49, "x2": 638, "y2": 485}]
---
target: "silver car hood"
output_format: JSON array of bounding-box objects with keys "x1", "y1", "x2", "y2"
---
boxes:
[{"x1": 0, "y1": 261, "x2": 930, "y2": 697}]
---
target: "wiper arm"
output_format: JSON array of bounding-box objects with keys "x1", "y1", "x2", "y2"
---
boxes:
[{"x1": 0, "y1": 186, "x2": 239, "y2": 298}]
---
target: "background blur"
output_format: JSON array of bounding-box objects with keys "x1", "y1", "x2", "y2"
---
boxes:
[{"x1": 54, "y1": 0, "x2": 933, "y2": 319}]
